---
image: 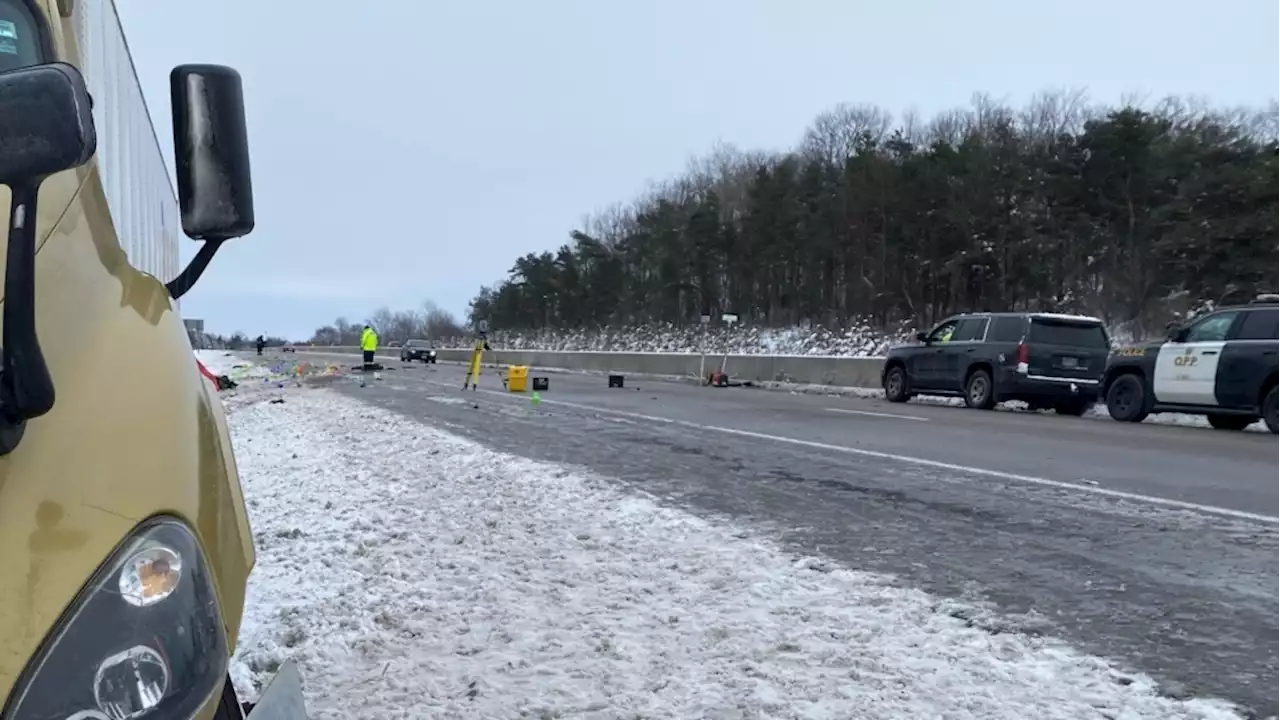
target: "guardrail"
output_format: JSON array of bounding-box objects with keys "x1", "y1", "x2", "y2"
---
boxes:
[{"x1": 287, "y1": 346, "x2": 887, "y2": 389}]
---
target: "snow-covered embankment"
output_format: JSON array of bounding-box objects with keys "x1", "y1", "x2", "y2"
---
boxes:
[{"x1": 201, "y1": 355, "x2": 1245, "y2": 719}]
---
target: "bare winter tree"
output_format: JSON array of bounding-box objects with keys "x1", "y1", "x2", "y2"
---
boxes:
[
  {"x1": 800, "y1": 103, "x2": 893, "y2": 164},
  {"x1": 926, "y1": 107, "x2": 972, "y2": 146},
  {"x1": 367, "y1": 307, "x2": 395, "y2": 335},
  {"x1": 311, "y1": 300, "x2": 467, "y2": 345},
  {"x1": 1019, "y1": 88, "x2": 1090, "y2": 146}
]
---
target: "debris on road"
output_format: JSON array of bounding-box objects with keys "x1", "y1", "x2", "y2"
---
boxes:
[{"x1": 707, "y1": 370, "x2": 756, "y2": 388}]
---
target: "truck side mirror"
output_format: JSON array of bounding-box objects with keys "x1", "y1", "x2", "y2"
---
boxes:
[
  {"x1": 170, "y1": 64, "x2": 254, "y2": 241},
  {"x1": 0, "y1": 63, "x2": 96, "y2": 184},
  {"x1": 0, "y1": 62, "x2": 95, "y2": 438}
]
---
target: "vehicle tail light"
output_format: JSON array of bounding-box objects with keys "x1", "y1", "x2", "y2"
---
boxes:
[{"x1": 1015, "y1": 342, "x2": 1029, "y2": 374}]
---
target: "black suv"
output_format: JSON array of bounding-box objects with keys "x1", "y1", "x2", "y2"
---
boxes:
[
  {"x1": 1103, "y1": 295, "x2": 1278, "y2": 433},
  {"x1": 881, "y1": 312, "x2": 1110, "y2": 415},
  {"x1": 399, "y1": 339, "x2": 437, "y2": 363}
]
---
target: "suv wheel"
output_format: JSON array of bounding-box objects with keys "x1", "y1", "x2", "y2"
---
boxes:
[
  {"x1": 1207, "y1": 413, "x2": 1255, "y2": 431},
  {"x1": 964, "y1": 369, "x2": 996, "y2": 410},
  {"x1": 1053, "y1": 399, "x2": 1091, "y2": 417},
  {"x1": 1264, "y1": 386, "x2": 1278, "y2": 435},
  {"x1": 1106, "y1": 374, "x2": 1149, "y2": 423},
  {"x1": 883, "y1": 365, "x2": 910, "y2": 403}
]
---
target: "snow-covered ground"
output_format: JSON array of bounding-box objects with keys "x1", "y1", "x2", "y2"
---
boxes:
[
  {"x1": 197, "y1": 350, "x2": 350, "y2": 409},
  {"x1": 197, "y1": 353, "x2": 1246, "y2": 719},
  {"x1": 424, "y1": 319, "x2": 1155, "y2": 358},
  {"x1": 197, "y1": 350, "x2": 275, "y2": 383},
  {"x1": 436, "y1": 323, "x2": 904, "y2": 357}
]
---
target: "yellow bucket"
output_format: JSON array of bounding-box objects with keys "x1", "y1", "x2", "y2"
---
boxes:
[{"x1": 505, "y1": 365, "x2": 529, "y2": 392}]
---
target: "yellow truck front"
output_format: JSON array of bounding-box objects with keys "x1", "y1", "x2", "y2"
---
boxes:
[{"x1": 0, "y1": 1, "x2": 298, "y2": 718}]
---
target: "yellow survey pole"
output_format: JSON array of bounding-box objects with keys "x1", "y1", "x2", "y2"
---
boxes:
[{"x1": 463, "y1": 322, "x2": 490, "y2": 390}]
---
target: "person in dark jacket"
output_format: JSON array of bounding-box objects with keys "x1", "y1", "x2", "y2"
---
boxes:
[{"x1": 255, "y1": 335, "x2": 266, "y2": 356}]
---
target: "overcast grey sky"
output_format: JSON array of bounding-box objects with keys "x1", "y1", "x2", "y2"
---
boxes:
[{"x1": 117, "y1": 0, "x2": 1278, "y2": 340}]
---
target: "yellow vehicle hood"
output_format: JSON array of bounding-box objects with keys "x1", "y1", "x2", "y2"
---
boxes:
[{"x1": 0, "y1": 169, "x2": 255, "y2": 702}]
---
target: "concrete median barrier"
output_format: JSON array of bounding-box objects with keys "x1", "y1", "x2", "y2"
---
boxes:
[{"x1": 288, "y1": 346, "x2": 887, "y2": 389}]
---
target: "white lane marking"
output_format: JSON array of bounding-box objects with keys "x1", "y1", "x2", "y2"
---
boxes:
[
  {"x1": 417, "y1": 379, "x2": 1277, "y2": 524},
  {"x1": 826, "y1": 407, "x2": 929, "y2": 422}
]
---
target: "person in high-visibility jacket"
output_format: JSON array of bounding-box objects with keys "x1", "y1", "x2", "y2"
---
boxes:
[{"x1": 360, "y1": 325, "x2": 378, "y2": 368}]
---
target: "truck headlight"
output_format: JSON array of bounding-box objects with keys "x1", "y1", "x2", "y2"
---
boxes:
[{"x1": 2, "y1": 519, "x2": 228, "y2": 720}]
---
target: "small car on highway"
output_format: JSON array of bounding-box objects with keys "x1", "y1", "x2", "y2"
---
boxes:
[
  {"x1": 881, "y1": 312, "x2": 1110, "y2": 415},
  {"x1": 400, "y1": 338, "x2": 438, "y2": 363},
  {"x1": 1103, "y1": 295, "x2": 1278, "y2": 433}
]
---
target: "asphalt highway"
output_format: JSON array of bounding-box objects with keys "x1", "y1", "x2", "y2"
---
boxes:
[{"x1": 276, "y1": 351, "x2": 1279, "y2": 716}]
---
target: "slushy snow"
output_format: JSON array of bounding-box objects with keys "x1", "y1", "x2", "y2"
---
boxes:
[{"x1": 215, "y1": 378, "x2": 1244, "y2": 719}]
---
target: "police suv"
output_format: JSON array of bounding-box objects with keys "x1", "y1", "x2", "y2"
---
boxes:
[{"x1": 1102, "y1": 295, "x2": 1278, "y2": 434}]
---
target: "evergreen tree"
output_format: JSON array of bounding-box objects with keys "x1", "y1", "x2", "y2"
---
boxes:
[{"x1": 470, "y1": 94, "x2": 1278, "y2": 338}]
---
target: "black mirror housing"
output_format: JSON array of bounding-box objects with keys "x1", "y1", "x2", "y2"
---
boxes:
[
  {"x1": 0, "y1": 63, "x2": 96, "y2": 185},
  {"x1": 915, "y1": 331, "x2": 929, "y2": 343},
  {"x1": 170, "y1": 64, "x2": 254, "y2": 240}
]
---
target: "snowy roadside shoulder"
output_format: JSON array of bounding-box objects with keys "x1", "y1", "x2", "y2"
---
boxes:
[
  {"x1": 222, "y1": 387, "x2": 1245, "y2": 720},
  {"x1": 196, "y1": 349, "x2": 265, "y2": 378},
  {"x1": 195, "y1": 349, "x2": 360, "y2": 410}
]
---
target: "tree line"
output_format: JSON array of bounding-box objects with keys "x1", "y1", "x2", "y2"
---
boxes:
[
  {"x1": 197, "y1": 302, "x2": 467, "y2": 349},
  {"x1": 192, "y1": 331, "x2": 290, "y2": 351},
  {"x1": 467, "y1": 92, "x2": 1278, "y2": 339},
  {"x1": 307, "y1": 302, "x2": 466, "y2": 346}
]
